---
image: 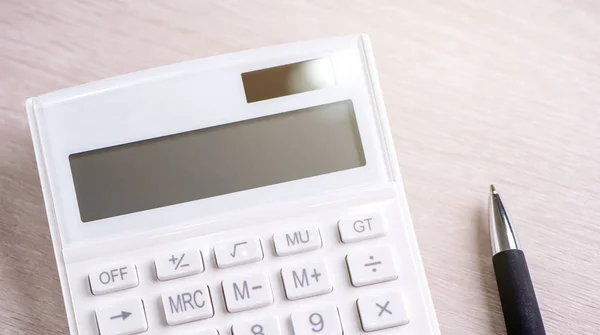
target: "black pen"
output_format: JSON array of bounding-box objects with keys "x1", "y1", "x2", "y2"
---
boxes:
[{"x1": 489, "y1": 185, "x2": 546, "y2": 335}]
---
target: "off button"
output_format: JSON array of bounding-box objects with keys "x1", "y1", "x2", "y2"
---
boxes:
[{"x1": 89, "y1": 264, "x2": 139, "y2": 295}]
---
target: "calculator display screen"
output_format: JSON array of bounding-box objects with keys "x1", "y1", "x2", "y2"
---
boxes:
[{"x1": 69, "y1": 100, "x2": 366, "y2": 222}]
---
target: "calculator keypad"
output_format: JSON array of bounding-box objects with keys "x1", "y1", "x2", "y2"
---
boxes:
[
  {"x1": 291, "y1": 305, "x2": 343, "y2": 335},
  {"x1": 232, "y1": 316, "x2": 282, "y2": 335},
  {"x1": 214, "y1": 238, "x2": 264, "y2": 268},
  {"x1": 89, "y1": 263, "x2": 139, "y2": 295},
  {"x1": 155, "y1": 250, "x2": 204, "y2": 281},
  {"x1": 346, "y1": 246, "x2": 399, "y2": 287},
  {"x1": 222, "y1": 273, "x2": 274, "y2": 313},
  {"x1": 95, "y1": 298, "x2": 147, "y2": 335},
  {"x1": 357, "y1": 292, "x2": 410, "y2": 331},
  {"x1": 161, "y1": 284, "x2": 214, "y2": 326},
  {"x1": 86, "y1": 210, "x2": 413, "y2": 334},
  {"x1": 273, "y1": 228, "x2": 322, "y2": 256},
  {"x1": 281, "y1": 260, "x2": 333, "y2": 300}
]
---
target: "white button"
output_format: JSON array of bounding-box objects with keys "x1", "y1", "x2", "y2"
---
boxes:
[
  {"x1": 89, "y1": 264, "x2": 139, "y2": 295},
  {"x1": 291, "y1": 305, "x2": 342, "y2": 335},
  {"x1": 338, "y1": 212, "x2": 387, "y2": 243},
  {"x1": 232, "y1": 316, "x2": 282, "y2": 335},
  {"x1": 214, "y1": 238, "x2": 263, "y2": 268},
  {"x1": 357, "y1": 292, "x2": 410, "y2": 331},
  {"x1": 346, "y1": 246, "x2": 399, "y2": 287},
  {"x1": 190, "y1": 329, "x2": 219, "y2": 335},
  {"x1": 161, "y1": 284, "x2": 214, "y2": 326},
  {"x1": 155, "y1": 250, "x2": 204, "y2": 281},
  {"x1": 95, "y1": 298, "x2": 147, "y2": 335},
  {"x1": 189, "y1": 331, "x2": 218, "y2": 335},
  {"x1": 273, "y1": 228, "x2": 322, "y2": 256},
  {"x1": 222, "y1": 273, "x2": 273, "y2": 312},
  {"x1": 281, "y1": 260, "x2": 333, "y2": 300}
]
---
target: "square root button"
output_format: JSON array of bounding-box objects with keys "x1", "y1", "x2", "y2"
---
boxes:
[
  {"x1": 214, "y1": 238, "x2": 263, "y2": 268},
  {"x1": 95, "y1": 298, "x2": 147, "y2": 335}
]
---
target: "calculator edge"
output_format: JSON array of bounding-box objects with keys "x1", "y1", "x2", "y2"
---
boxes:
[
  {"x1": 359, "y1": 34, "x2": 442, "y2": 334},
  {"x1": 27, "y1": 97, "x2": 80, "y2": 334}
]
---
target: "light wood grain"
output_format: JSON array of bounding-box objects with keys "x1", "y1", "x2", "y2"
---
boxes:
[{"x1": 1, "y1": 1, "x2": 599, "y2": 334}]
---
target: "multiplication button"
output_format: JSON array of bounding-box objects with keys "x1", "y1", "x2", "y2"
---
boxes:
[
  {"x1": 95, "y1": 298, "x2": 147, "y2": 335},
  {"x1": 89, "y1": 263, "x2": 138, "y2": 295},
  {"x1": 357, "y1": 292, "x2": 410, "y2": 331},
  {"x1": 338, "y1": 212, "x2": 387, "y2": 243},
  {"x1": 155, "y1": 250, "x2": 204, "y2": 281},
  {"x1": 346, "y1": 246, "x2": 399, "y2": 287}
]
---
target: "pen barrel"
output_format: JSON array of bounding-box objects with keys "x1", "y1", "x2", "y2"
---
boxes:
[{"x1": 493, "y1": 249, "x2": 546, "y2": 335}]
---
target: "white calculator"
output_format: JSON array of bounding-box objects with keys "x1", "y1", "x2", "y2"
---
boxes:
[{"x1": 27, "y1": 35, "x2": 440, "y2": 335}]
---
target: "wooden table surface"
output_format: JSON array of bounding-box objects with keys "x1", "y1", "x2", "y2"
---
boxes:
[{"x1": 1, "y1": 1, "x2": 599, "y2": 334}]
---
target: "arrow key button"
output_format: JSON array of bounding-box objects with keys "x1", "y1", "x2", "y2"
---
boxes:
[{"x1": 96, "y1": 298, "x2": 148, "y2": 335}]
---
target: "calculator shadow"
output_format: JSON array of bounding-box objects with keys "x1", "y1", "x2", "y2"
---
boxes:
[{"x1": 474, "y1": 205, "x2": 506, "y2": 334}]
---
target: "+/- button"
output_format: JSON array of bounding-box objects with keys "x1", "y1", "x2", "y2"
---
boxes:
[{"x1": 155, "y1": 250, "x2": 204, "y2": 281}]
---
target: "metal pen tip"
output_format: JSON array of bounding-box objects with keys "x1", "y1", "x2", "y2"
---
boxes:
[{"x1": 488, "y1": 184, "x2": 520, "y2": 255}]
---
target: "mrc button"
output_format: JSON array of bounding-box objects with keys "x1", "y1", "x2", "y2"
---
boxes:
[{"x1": 89, "y1": 264, "x2": 139, "y2": 295}]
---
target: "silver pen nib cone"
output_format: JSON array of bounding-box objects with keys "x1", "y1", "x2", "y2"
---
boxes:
[{"x1": 489, "y1": 184, "x2": 520, "y2": 255}]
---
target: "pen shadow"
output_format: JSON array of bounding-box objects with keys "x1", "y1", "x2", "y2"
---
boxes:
[{"x1": 474, "y1": 205, "x2": 506, "y2": 334}]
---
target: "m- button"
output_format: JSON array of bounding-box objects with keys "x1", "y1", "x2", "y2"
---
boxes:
[
  {"x1": 89, "y1": 263, "x2": 139, "y2": 295},
  {"x1": 222, "y1": 273, "x2": 273, "y2": 313}
]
